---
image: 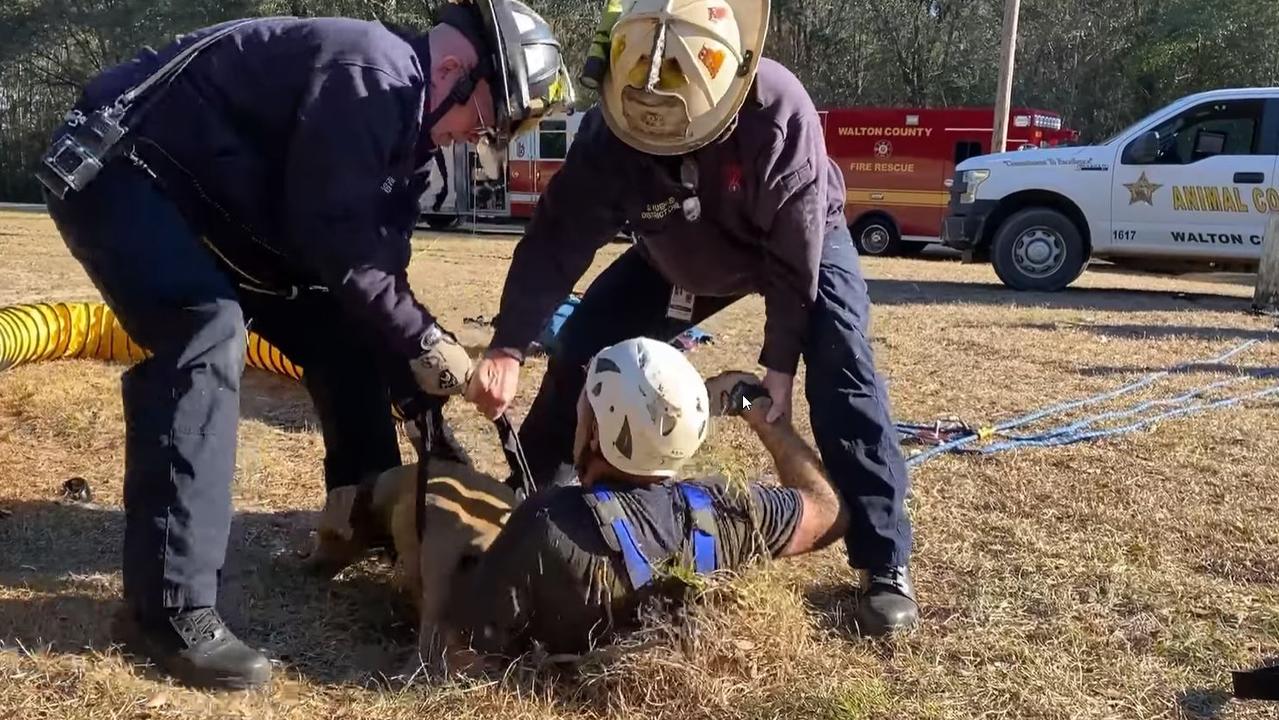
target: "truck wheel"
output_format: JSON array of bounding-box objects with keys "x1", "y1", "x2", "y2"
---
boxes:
[
  {"x1": 990, "y1": 208, "x2": 1087, "y2": 291},
  {"x1": 852, "y1": 218, "x2": 901, "y2": 257}
]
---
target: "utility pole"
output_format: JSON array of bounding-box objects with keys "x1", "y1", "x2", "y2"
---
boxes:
[
  {"x1": 991, "y1": 0, "x2": 1022, "y2": 153},
  {"x1": 1252, "y1": 210, "x2": 1279, "y2": 313}
]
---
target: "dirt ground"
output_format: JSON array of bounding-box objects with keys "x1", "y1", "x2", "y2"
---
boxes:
[{"x1": 1, "y1": 209, "x2": 1277, "y2": 719}]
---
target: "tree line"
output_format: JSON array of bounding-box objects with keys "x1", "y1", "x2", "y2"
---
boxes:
[{"x1": 2, "y1": 0, "x2": 1278, "y2": 201}]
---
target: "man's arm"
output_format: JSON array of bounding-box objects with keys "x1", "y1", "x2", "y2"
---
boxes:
[
  {"x1": 284, "y1": 62, "x2": 434, "y2": 359},
  {"x1": 488, "y1": 109, "x2": 627, "y2": 352},
  {"x1": 707, "y1": 371, "x2": 847, "y2": 557},
  {"x1": 468, "y1": 110, "x2": 627, "y2": 418},
  {"x1": 742, "y1": 397, "x2": 848, "y2": 557},
  {"x1": 753, "y1": 112, "x2": 828, "y2": 378}
]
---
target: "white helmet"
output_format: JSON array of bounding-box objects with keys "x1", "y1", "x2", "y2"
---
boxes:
[
  {"x1": 600, "y1": 0, "x2": 769, "y2": 155},
  {"x1": 584, "y1": 337, "x2": 710, "y2": 477}
]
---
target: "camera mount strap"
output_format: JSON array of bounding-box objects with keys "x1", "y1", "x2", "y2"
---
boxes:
[
  {"x1": 38, "y1": 17, "x2": 290, "y2": 198},
  {"x1": 113, "y1": 18, "x2": 283, "y2": 118}
]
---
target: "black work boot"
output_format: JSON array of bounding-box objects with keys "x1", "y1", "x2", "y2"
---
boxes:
[
  {"x1": 852, "y1": 565, "x2": 920, "y2": 637},
  {"x1": 118, "y1": 607, "x2": 271, "y2": 690}
]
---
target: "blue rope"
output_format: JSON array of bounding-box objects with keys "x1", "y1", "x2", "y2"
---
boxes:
[
  {"x1": 978, "y1": 383, "x2": 1279, "y2": 452},
  {"x1": 902, "y1": 339, "x2": 1267, "y2": 467},
  {"x1": 905, "y1": 430, "x2": 981, "y2": 467},
  {"x1": 995, "y1": 377, "x2": 1249, "y2": 442},
  {"x1": 991, "y1": 339, "x2": 1259, "y2": 434}
]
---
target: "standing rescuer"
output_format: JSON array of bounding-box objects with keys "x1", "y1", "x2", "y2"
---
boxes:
[
  {"x1": 36, "y1": 0, "x2": 571, "y2": 690},
  {"x1": 467, "y1": 0, "x2": 919, "y2": 635}
]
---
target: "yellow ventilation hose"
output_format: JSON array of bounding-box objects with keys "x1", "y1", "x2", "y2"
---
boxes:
[{"x1": 0, "y1": 301, "x2": 305, "y2": 379}]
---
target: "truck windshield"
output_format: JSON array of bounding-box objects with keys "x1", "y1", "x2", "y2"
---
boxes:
[{"x1": 1098, "y1": 106, "x2": 1170, "y2": 145}]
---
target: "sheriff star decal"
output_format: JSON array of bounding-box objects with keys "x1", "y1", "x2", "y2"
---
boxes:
[{"x1": 1124, "y1": 171, "x2": 1162, "y2": 206}]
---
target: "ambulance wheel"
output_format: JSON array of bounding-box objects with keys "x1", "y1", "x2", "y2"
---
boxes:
[
  {"x1": 424, "y1": 214, "x2": 459, "y2": 230},
  {"x1": 990, "y1": 208, "x2": 1086, "y2": 291},
  {"x1": 852, "y1": 217, "x2": 901, "y2": 257}
]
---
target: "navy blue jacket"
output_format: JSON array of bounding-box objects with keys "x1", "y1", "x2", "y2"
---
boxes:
[
  {"x1": 70, "y1": 17, "x2": 437, "y2": 358},
  {"x1": 492, "y1": 59, "x2": 846, "y2": 374}
]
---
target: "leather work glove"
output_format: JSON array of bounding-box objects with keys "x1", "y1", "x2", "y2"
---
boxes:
[
  {"x1": 410, "y1": 324, "x2": 473, "y2": 396},
  {"x1": 704, "y1": 371, "x2": 770, "y2": 417}
]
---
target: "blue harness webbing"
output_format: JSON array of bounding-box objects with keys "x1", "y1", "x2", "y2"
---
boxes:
[
  {"x1": 585, "y1": 483, "x2": 718, "y2": 590},
  {"x1": 680, "y1": 483, "x2": 717, "y2": 575}
]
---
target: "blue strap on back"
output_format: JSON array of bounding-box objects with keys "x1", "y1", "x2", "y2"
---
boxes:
[
  {"x1": 592, "y1": 489, "x2": 654, "y2": 589},
  {"x1": 678, "y1": 484, "x2": 717, "y2": 575},
  {"x1": 587, "y1": 485, "x2": 717, "y2": 590}
]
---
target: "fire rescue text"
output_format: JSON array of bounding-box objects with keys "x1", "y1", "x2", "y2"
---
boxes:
[{"x1": 849, "y1": 162, "x2": 917, "y2": 174}]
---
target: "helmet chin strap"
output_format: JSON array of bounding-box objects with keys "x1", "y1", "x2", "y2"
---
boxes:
[
  {"x1": 422, "y1": 65, "x2": 483, "y2": 135},
  {"x1": 425, "y1": 2, "x2": 499, "y2": 139}
]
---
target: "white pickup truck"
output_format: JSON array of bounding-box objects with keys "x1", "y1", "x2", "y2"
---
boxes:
[{"x1": 941, "y1": 88, "x2": 1279, "y2": 290}]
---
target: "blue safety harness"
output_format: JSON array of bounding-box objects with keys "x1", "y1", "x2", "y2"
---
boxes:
[{"x1": 583, "y1": 483, "x2": 718, "y2": 590}]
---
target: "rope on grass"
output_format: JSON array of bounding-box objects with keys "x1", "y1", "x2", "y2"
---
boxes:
[{"x1": 901, "y1": 339, "x2": 1274, "y2": 467}]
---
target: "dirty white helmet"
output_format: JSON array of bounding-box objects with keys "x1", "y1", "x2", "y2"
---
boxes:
[
  {"x1": 600, "y1": 0, "x2": 769, "y2": 155},
  {"x1": 585, "y1": 337, "x2": 710, "y2": 477}
]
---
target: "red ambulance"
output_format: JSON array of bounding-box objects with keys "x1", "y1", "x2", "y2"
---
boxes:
[
  {"x1": 823, "y1": 106, "x2": 1079, "y2": 256},
  {"x1": 420, "y1": 106, "x2": 1078, "y2": 251}
]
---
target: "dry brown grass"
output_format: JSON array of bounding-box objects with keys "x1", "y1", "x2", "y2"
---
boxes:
[{"x1": 2, "y1": 208, "x2": 1278, "y2": 718}]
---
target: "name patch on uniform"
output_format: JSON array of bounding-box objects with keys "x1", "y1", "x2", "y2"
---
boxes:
[
  {"x1": 641, "y1": 197, "x2": 680, "y2": 220},
  {"x1": 667, "y1": 286, "x2": 695, "y2": 321}
]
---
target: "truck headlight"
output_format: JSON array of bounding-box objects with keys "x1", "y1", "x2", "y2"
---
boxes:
[{"x1": 960, "y1": 169, "x2": 990, "y2": 204}]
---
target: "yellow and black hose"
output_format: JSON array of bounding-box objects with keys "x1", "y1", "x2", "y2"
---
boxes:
[{"x1": 0, "y1": 301, "x2": 304, "y2": 379}]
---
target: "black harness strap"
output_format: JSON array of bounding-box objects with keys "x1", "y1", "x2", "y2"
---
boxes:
[
  {"x1": 495, "y1": 411, "x2": 537, "y2": 499},
  {"x1": 408, "y1": 397, "x2": 446, "y2": 541},
  {"x1": 405, "y1": 393, "x2": 537, "y2": 542}
]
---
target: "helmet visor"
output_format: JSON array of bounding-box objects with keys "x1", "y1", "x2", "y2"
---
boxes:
[{"x1": 477, "y1": 0, "x2": 575, "y2": 145}]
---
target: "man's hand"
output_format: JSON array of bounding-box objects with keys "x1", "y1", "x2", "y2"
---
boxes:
[
  {"x1": 410, "y1": 325, "x2": 473, "y2": 396},
  {"x1": 740, "y1": 393, "x2": 776, "y2": 431},
  {"x1": 705, "y1": 371, "x2": 762, "y2": 417},
  {"x1": 761, "y1": 369, "x2": 794, "y2": 424},
  {"x1": 466, "y1": 348, "x2": 522, "y2": 420}
]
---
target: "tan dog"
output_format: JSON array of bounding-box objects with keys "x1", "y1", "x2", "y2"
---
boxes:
[{"x1": 309, "y1": 458, "x2": 516, "y2": 674}]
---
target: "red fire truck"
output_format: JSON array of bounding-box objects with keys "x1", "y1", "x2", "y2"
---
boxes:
[
  {"x1": 419, "y1": 112, "x2": 583, "y2": 228},
  {"x1": 420, "y1": 106, "x2": 1078, "y2": 253},
  {"x1": 823, "y1": 106, "x2": 1078, "y2": 256}
]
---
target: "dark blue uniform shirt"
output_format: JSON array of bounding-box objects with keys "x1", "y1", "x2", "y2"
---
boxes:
[
  {"x1": 492, "y1": 59, "x2": 847, "y2": 374},
  {"x1": 70, "y1": 17, "x2": 437, "y2": 358}
]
